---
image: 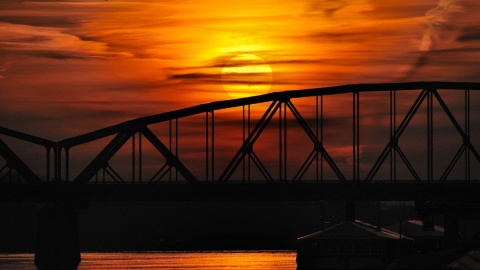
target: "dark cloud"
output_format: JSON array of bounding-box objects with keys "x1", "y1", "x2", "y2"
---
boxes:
[
  {"x1": 30, "y1": 51, "x2": 90, "y2": 60},
  {"x1": 99, "y1": 81, "x2": 173, "y2": 93},
  {"x1": 363, "y1": 1, "x2": 433, "y2": 20},
  {"x1": 167, "y1": 73, "x2": 222, "y2": 86},
  {"x1": 457, "y1": 27, "x2": 480, "y2": 42},
  {"x1": 402, "y1": 53, "x2": 429, "y2": 81},
  {"x1": 0, "y1": 15, "x2": 76, "y2": 28},
  {"x1": 306, "y1": 31, "x2": 360, "y2": 40},
  {"x1": 74, "y1": 34, "x2": 100, "y2": 42},
  {"x1": 4, "y1": 36, "x2": 51, "y2": 43},
  {"x1": 169, "y1": 73, "x2": 219, "y2": 80},
  {"x1": 221, "y1": 80, "x2": 272, "y2": 86},
  {"x1": 204, "y1": 58, "x2": 329, "y2": 70},
  {"x1": 0, "y1": 22, "x2": 133, "y2": 61},
  {"x1": 432, "y1": 47, "x2": 480, "y2": 54},
  {"x1": 168, "y1": 72, "x2": 275, "y2": 89},
  {"x1": 304, "y1": 0, "x2": 348, "y2": 18}
]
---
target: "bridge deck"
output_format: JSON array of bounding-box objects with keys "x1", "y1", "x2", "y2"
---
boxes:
[{"x1": 1, "y1": 182, "x2": 480, "y2": 204}]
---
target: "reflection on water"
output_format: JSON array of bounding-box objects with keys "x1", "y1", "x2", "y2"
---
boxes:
[{"x1": 0, "y1": 251, "x2": 296, "y2": 270}]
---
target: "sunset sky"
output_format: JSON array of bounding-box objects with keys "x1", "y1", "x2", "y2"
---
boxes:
[
  {"x1": 1, "y1": 0, "x2": 479, "y2": 139},
  {"x1": 1, "y1": 0, "x2": 480, "y2": 183}
]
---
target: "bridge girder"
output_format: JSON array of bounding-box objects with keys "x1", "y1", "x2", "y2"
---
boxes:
[{"x1": 2, "y1": 81, "x2": 480, "y2": 186}]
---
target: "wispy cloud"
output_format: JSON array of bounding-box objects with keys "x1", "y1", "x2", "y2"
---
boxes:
[
  {"x1": 0, "y1": 15, "x2": 76, "y2": 28},
  {"x1": 419, "y1": 0, "x2": 460, "y2": 52},
  {"x1": 0, "y1": 22, "x2": 133, "y2": 60},
  {"x1": 403, "y1": 0, "x2": 480, "y2": 80}
]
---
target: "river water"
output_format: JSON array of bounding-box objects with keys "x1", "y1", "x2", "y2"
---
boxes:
[{"x1": 0, "y1": 251, "x2": 297, "y2": 270}]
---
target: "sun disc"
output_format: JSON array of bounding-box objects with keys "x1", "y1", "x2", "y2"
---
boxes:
[{"x1": 221, "y1": 54, "x2": 273, "y2": 99}]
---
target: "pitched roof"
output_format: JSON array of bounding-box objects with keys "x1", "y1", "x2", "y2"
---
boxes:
[
  {"x1": 384, "y1": 220, "x2": 444, "y2": 238},
  {"x1": 297, "y1": 220, "x2": 404, "y2": 241}
]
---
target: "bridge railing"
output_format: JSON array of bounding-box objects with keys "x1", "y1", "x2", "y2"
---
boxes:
[{"x1": 1, "y1": 81, "x2": 480, "y2": 185}]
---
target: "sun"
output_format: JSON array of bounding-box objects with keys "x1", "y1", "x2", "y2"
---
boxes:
[{"x1": 221, "y1": 54, "x2": 273, "y2": 99}]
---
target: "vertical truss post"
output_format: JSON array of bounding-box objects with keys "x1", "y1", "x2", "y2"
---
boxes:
[
  {"x1": 279, "y1": 101, "x2": 282, "y2": 181},
  {"x1": 169, "y1": 120, "x2": 172, "y2": 182},
  {"x1": 315, "y1": 96, "x2": 321, "y2": 184},
  {"x1": 278, "y1": 102, "x2": 286, "y2": 182},
  {"x1": 248, "y1": 105, "x2": 251, "y2": 182},
  {"x1": 242, "y1": 105, "x2": 252, "y2": 183},
  {"x1": 46, "y1": 147, "x2": 51, "y2": 183},
  {"x1": 243, "y1": 105, "x2": 246, "y2": 182},
  {"x1": 278, "y1": 100, "x2": 288, "y2": 182},
  {"x1": 353, "y1": 91, "x2": 360, "y2": 182},
  {"x1": 175, "y1": 118, "x2": 179, "y2": 182},
  {"x1": 55, "y1": 145, "x2": 61, "y2": 183},
  {"x1": 288, "y1": 100, "x2": 346, "y2": 182},
  {"x1": 205, "y1": 111, "x2": 215, "y2": 182},
  {"x1": 219, "y1": 101, "x2": 279, "y2": 182},
  {"x1": 427, "y1": 89, "x2": 434, "y2": 182},
  {"x1": 205, "y1": 111, "x2": 209, "y2": 182},
  {"x1": 132, "y1": 133, "x2": 135, "y2": 183},
  {"x1": 211, "y1": 111, "x2": 215, "y2": 182},
  {"x1": 435, "y1": 89, "x2": 480, "y2": 182},
  {"x1": 465, "y1": 89, "x2": 471, "y2": 182},
  {"x1": 284, "y1": 101, "x2": 287, "y2": 182},
  {"x1": 65, "y1": 147, "x2": 70, "y2": 182},
  {"x1": 320, "y1": 95, "x2": 324, "y2": 182},
  {"x1": 316, "y1": 96, "x2": 319, "y2": 183},
  {"x1": 390, "y1": 90, "x2": 397, "y2": 183},
  {"x1": 365, "y1": 90, "x2": 427, "y2": 182},
  {"x1": 139, "y1": 132, "x2": 142, "y2": 184}
]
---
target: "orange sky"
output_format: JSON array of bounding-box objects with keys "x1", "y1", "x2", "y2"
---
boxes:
[
  {"x1": 1, "y1": 0, "x2": 479, "y2": 139},
  {"x1": 1, "y1": 1, "x2": 480, "y2": 182}
]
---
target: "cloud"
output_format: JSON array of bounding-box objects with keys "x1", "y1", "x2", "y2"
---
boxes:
[
  {"x1": 0, "y1": 15, "x2": 75, "y2": 28},
  {"x1": 305, "y1": 31, "x2": 361, "y2": 41},
  {"x1": 29, "y1": 51, "x2": 92, "y2": 60},
  {"x1": 304, "y1": 0, "x2": 348, "y2": 18},
  {"x1": 456, "y1": 27, "x2": 480, "y2": 42},
  {"x1": 402, "y1": 53, "x2": 429, "y2": 80},
  {"x1": 362, "y1": 1, "x2": 433, "y2": 20},
  {"x1": 167, "y1": 73, "x2": 223, "y2": 87},
  {"x1": 419, "y1": 0, "x2": 461, "y2": 52},
  {"x1": 403, "y1": 0, "x2": 480, "y2": 80},
  {"x1": 402, "y1": 47, "x2": 480, "y2": 81},
  {"x1": 169, "y1": 73, "x2": 219, "y2": 80},
  {"x1": 0, "y1": 22, "x2": 133, "y2": 61}
]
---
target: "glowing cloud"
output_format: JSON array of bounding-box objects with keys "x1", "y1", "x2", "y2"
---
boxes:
[{"x1": 420, "y1": 0, "x2": 461, "y2": 51}]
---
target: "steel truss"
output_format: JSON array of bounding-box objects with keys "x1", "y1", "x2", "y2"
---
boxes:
[{"x1": 1, "y1": 81, "x2": 480, "y2": 185}]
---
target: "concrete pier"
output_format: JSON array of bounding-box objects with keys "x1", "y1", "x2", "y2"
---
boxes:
[{"x1": 34, "y1": 203, "x2": 80, "y2": 270}]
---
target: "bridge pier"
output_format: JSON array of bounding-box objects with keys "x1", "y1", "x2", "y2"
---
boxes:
[
  {"x1": 444, "y1": 212, "x2": 459, "y2": 249},
  {"x1": 35, "y1": 203, "x2": 80, "y2": 270}
]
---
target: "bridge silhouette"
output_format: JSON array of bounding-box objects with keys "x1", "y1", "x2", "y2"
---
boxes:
[
  {"x1": 2, "y1": 81, "x2": 480, "y2": 269},
  {"x1": 1, "y1": 81, "x2": 480, "y2": 201}
]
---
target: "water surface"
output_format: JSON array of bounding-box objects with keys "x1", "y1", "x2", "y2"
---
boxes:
[{"x1": 0, "y1": 251, "x2": 296, "y2": 270}]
